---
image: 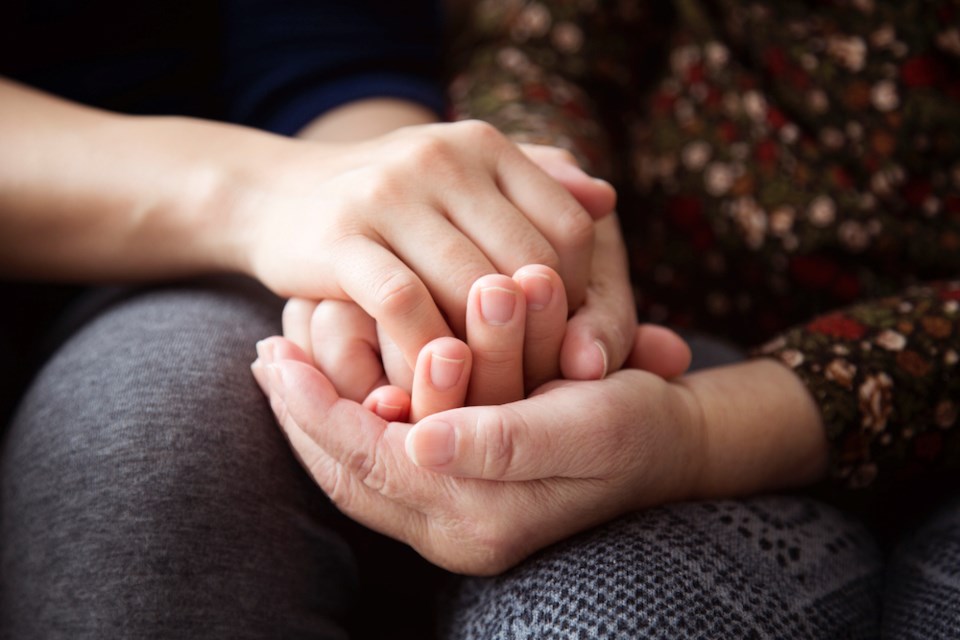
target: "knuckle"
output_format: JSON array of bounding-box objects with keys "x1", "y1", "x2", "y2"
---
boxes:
[
  {"x1": 455, "y1": 119, "x2": 503, "y2": 147},
  {"x1": 362, "y1": 170, "x2": 407, "y2": 205},
  {"x1": 372, "y1": 269, "x2": 426, "y2": 317},
  {"x1": 509, "y1": 234, "x2": 560, "y2": 273},
  {"x1": 553, "y1": 203, "x2": 595, "y2": 251},
  {"x1": 475, "y1": 411, "x2": 517, "y2": 479},
  {"x1": 343, "y1": 429, "x2": 390, "y2": 494},
  {"x1": 405, "y1": 135, "x2": 455, "y2": 173},
  {"x1": 545, "y1": 145, "x2": 579, "y2": 167}
]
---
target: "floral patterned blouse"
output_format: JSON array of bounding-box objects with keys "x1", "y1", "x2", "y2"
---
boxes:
[{"x1": 448, "y1": 0, "x2": 960, "y2": 493}]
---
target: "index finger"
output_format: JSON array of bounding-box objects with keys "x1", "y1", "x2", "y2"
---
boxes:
[{"x1": 335, "y1": 235, "x2": 454, "y2": 371}]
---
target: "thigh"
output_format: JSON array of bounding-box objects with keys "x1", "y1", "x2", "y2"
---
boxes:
[
  {"x1": 442, "y1": 496, "x2": 882, "y2": 640},
  {"x1": 0, "y1": 278, "x2": 357, "y2": 639},
  {"x1": 884, "y1": 495, "x2": 960, "y2": 639}
]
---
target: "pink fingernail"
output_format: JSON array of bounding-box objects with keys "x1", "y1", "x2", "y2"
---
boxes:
[
  {"x1": 480, "y1": 286, "x2": 516, "y2": 325},
  {"x1": 518, "y1": 273, "x2": 553, "y2": 311},
  {"x1": 265, "y1": 363, "x2": 284, "y2": 389},
  {"x1": 256, "y1": 339, "x2": 275, "y2": 363},
  {"x1": 429, "y1": 353, "x2": 465, "y2": 391},
  {"x1": 406, "y1": 421, "x2": 455, "y2": 467},
  {"x1": 594, "y1": 340, "x2": 609, "y2": 378}
]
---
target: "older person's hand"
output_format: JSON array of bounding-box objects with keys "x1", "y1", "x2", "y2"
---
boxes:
[{"x1": 250, "y1": 324, "x2": 703, "y2": 575}]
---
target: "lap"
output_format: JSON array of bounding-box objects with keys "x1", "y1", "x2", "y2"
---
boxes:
[
  {"x1": 443, "y1": 496, "x2": 883, "y2": 639},
  {"x1": 0, "y1": 278, "x2": 356, "y2": 639}
]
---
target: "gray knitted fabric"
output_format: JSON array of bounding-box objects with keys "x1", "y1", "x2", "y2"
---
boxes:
[
  {"x1": 0, "y1": 279, "x2": 357, "y2": 639},
  {"x1": 4, "y1": 278, "x2": 960, "y2": 639},
  {"x1": 442, "y1": 497, "x2": 884, "y2": 639}
]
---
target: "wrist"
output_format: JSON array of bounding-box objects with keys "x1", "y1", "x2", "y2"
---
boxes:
[{"x1": 679, "y1": 359, "x2": 829, "y2": 500}]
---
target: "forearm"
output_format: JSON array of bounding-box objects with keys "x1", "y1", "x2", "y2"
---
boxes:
[
  {"x1": 0, "y1": 78, "x2": 285, "y2": 282},
  {"x1": 681, "y1": 359, "x2": 829, "y2": 500}
]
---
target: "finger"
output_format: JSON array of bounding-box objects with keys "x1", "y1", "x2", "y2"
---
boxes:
[
  {"x1": 519, "y1": 144, "x2": 616, "y2": 220},
  {"x1": 379, "y1": 212, "x2": 497, "y2": 338},
  {"x1": 309, "y1": 300, "x2": 387, "y2": 402},
  {"x1": 465, "y1": 274, "x2": 526, "y2": 406},
  {"x1": 627, "y1": 324, "x2": 692, "y2": 379},
  {"x1": 254, "y1": 335, "x2": 313, "y2": 367},
  {"x1": 377, "y1": 324, "x2": 413, "y2": 391},
  {"x1": 281, "y1": 298, "x2": 318, "y2": 363},
  {"x1": 404, "y1": 374, "x2": 637, "y2": 480},
  {"x1": 335, "y1": 235, "x2": 453, "y2": 371},
  {"x1": 490, "y1": 138, "x2": 596, "y2": 309},
  {"x1": 560, "y1": 215, "x2": 637, "y2": 380},
  {"x1": 512, "y1": 265, "x2": 566, "y2": 392},
  {"x1": 410, "y1": 337, "x2": 472, "y2": 422},
  {"x1": 363, "y1": 384, "x2": 411, "y2": 423}
]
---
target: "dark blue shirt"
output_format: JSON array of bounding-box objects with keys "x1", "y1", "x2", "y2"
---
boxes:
[{"x1": 0, "y1": 0, "x2": 444, "y2": 134}]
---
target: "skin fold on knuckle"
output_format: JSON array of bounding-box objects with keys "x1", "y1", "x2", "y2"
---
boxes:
[
  {"x1": 473, "y1": 409, "x2": 519, "y2": 479},
  {"x1": 552, "y1": 200, "x2": 595, "y2": 254},
  {"x1": 372, "y1": 269, "x2": 426, "y2": 319}
]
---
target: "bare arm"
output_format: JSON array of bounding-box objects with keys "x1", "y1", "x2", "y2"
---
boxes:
[{"x1": 0, "y1": 77, "x2": 252, "y2": 281}]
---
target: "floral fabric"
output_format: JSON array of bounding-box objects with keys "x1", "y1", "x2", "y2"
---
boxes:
[{"x1": 449, "y1": 0, "x2": 960, "y2": 492}]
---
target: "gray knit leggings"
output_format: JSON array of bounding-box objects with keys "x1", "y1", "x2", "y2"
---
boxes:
[{"x1": 2, "y1": 279, "x2": 958, "y2": 638}]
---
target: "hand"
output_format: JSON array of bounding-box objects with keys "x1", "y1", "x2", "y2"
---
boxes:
[
  {"x1": 283, "y1": 264, "x2": 571, "y2": 407},
  {"x1": 282, "y1": 142, "x2": 639, "y2": 394},
  {"x1": 251, "y1": 331, "x2": 703, "y2": 576},
  {"x1": 237, "y1": 121, "x2": 607, "y2": 372}
]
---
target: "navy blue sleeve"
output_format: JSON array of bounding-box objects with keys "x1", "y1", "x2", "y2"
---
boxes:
[{"x1": 220, "y1": 0, "x2": 444, "y2": 136}]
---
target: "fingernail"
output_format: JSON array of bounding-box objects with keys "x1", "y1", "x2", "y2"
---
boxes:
[
  {"x1": 592, "y1": 177, "x2": 613, "y2": 189},
  {"x1": 518, "y1": 273, "x2": 553, "y2": 311},
  {"x1": 375, "y1": 401, "x2": 407, "y2": 423},
  {"x1": 406, "y1": 421, "x2": 456, "y2": 467},
  {"x1": 594, "y1": 339, "x2": 609, "y2": 378},
  {"x1": 256, "y1": 339, "x2": 275, "y2": 363},
  {"x1": 250, "y1": 360, "x2": 265, "y2": 385},
  {"x1": 480, "y1": 286, "x2": 516, "y2": 325},
  {"x1": 429, "y1": 353, "x2": 465, "y2": 391},
  {"x1": 265, "y1": 363, "x2": 284, "y2": 390}
]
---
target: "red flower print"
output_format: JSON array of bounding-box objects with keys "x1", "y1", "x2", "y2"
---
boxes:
[
  {"x1": 718, "y1": 121, "x2": 739, "y2": 143},
  {"x1": 687, "y1": 62, "x2": 705, "y2": 83},
  {"x1": 901, "y1": 55, "x2": 942, "y2": 88},
  {"x1": 756, "y1": 139, "x2": 778, "y2": 165},
  {"x1": 939, "y1": 287, "x2": 960, "y2": 301},
  {"x1": 807, "y1": 312, "x2": 868, "y2": 340},
  {"x1": 524, "y1": 84, "x2": 551, "y2": 101},
  {"x1": 766, "y1": 107, "x2": 787, "y2": 130},
  {"x1": 832, "y1": 166, "x2": 854, "y2": 190}
]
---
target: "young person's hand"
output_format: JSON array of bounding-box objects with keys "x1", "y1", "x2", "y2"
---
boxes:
[
  {"x1": 282, "y1": 139, "x2": 642, "y2": 399},
  {"x1": 237, "y1": 120, "x2": 606, "y2": 373},
  {"x1": 0, "y1": 81, "x2": 611, "y2": 375},
  {"x1": 285, "y1": 264, "x2": 571, "y2": 421}
]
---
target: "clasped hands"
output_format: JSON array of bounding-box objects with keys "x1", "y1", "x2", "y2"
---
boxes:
[{"x1": 249, "y1": 121, "x2": 703, "y2": 575}]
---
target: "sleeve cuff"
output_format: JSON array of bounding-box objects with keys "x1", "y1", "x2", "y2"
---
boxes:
[{"x1": 259, "y1": 73, "x2": 445, "y2": 137}]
